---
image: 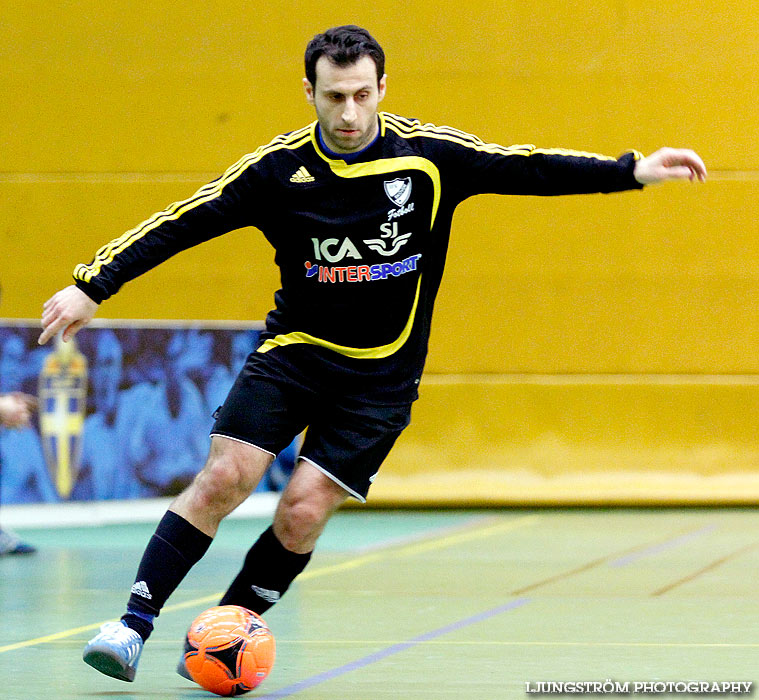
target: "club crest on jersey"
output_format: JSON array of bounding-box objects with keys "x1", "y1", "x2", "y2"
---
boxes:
[{"x1": 384, "y1": 177, "x2": 412, "y2": 207}]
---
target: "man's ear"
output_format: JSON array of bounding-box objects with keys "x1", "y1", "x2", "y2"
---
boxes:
[
  {"x1": 378, "y1": 74, "x2": 387, "y2": 103},
  {"x1": 303, "y1": 77, "x2": 315, "y2": 105}
]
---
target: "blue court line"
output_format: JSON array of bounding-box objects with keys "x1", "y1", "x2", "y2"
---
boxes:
[
  {"x1": 255, "y1": 597, "x2": 531, "y2": 699},
  {"x1": 608, "y1": 524, "x2": 718, "y2": 568}
]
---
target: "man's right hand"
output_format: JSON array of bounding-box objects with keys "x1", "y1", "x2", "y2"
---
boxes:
[
  {"x1": 0, "y1": 393, "x2": 37, "y2": 428},
  {"x1": 39, "y1": 285, "x2": 99, "y2": 345}
]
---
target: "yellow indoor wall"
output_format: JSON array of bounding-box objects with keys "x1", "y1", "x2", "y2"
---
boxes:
[
  {"x1": 2, "y1": 1, "x2": 757, "y2": 502},
  {"x1": 373, "y1": 379, "x2": 759, "y2": 506}
]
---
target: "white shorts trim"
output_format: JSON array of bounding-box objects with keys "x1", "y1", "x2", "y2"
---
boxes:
[
  {"x1": 298, "y1": 456, "x2": 367, "y2": 503},
  {"x1": 210, "y1": 433, "x2": 277, "y2": 458}
]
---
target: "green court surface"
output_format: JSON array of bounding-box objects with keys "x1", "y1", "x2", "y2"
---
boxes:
[{"x1": 1, "y1": 508, "x2": 757, "y2": 699}]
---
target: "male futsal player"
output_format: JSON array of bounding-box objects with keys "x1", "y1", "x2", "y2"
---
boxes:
[{"x1": 38, "y1": 25, "x2": 706, "y2": 683}]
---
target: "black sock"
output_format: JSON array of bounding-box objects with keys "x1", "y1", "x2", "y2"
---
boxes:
[
  {"x1": 121, "y1": 610, "x2": 155, "y2": 643},
  {"x1": 219, "y1": 526, "x2": 312, "y2": 614},
  {"x1": 121, "y1": 511, "x2": 213, "y2": 641}
]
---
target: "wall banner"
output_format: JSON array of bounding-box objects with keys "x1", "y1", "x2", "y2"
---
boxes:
[{"x1": 0, "y1": 320, "x2": 295, "y2": 504}]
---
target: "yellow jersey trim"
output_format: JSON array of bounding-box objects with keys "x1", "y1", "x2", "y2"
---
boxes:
[
  {"x1": 382, "y1": 113, "x2": 534, "y2": 157},
  {"x1": 74, "y1": 126, "x2": 314, "y2": 283},
  {"x1": 257, "y1": 276, "x2": 422, "y2": 359},
  {"x1": 310, "y1": 120, "x2": 441, "y2": 229},
  {"x1": 382, "y1": 113, "x2": 628, "y2": 163}
]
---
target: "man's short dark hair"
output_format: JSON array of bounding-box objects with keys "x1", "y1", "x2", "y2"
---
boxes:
[{"x1": 305, "y1": 25, "x2": 385, "y2": 88}]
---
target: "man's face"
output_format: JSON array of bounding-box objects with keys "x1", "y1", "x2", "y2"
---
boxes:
[{"x1": 304, "y1": 55, "x2": 386, "y2": 154}]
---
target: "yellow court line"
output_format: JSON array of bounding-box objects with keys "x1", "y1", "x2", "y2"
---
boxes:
[
  {"x1": 0, "y1": 515, "x2": 539, "y2": 655},
  {"x1": 0, "y1": 622, "x2": 112, "y2": 654},
  {"x1": 0, "y1": 594, "x2": 227, "y2": 654},
  {"x1": 267, "y1": 639, "x2": 759, "y2": 649},
  {"x1": 298, "y1": 515, "x2": 540, "y2": 581},
  {"x1": 42, "y1": 638, "x2": 759, "y2": 650}
]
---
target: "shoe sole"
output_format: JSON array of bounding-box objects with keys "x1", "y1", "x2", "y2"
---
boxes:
[{"x1": 83, "y1": 648, "x2": 136, "y2": 682}]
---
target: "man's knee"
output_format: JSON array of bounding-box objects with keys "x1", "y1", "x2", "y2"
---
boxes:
[
  {"x1": 188, "y1": 439, "x2": 271, "y2": 511},
  {"x1": 273, "y1": 463, "x2": 348, "y2": 552},
  {"x1": 170, "y1": 438, "x2": 272, "y2": 537},
  {"x1": 274, "y1": 496, "x2": 327, "y2": 550}
]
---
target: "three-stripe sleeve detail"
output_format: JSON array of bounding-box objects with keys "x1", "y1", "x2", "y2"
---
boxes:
[
  {"x1": 381, "y1": 112, "x2": 633, "y2": 163},
  {"x1": 74, "y1": 125, "x2": 314, "y2": 283}
]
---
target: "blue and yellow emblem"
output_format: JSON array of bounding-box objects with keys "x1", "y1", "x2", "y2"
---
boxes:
[{"x1": 38, "y1": 335, "x2": 88, "y2": 499}]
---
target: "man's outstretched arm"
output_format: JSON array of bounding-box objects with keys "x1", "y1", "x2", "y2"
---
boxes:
[
  {"x1": 38, "y1": 151, "x2": 265, "y2": 346},
  {"x1": 633, "y1": 147, "x2": 707, "y2": 184},
  {"x1": 432, "y1": 129, "x2": 707, "y2": 199}
]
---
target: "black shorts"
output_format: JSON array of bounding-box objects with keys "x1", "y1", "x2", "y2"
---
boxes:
[{"x1": 210, "y1": 353, "x2": 412, "y2": 502}]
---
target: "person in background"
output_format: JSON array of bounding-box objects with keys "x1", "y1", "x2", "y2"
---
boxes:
[
  {"x1": 0, "y1": 390, "x2": 38, "y2": 555},
  {"x1": 0, "y1": 282, "x2": 40, "y2": 554}
]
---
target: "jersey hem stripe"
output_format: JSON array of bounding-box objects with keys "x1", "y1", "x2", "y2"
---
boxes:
[{"x1": 256, "y1": 276, "x2": 422, "y2": 359}]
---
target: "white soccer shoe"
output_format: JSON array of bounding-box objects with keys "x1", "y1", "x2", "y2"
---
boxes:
[{"x1": 83, "y1": 621, "x2": 143, "y2": 682}]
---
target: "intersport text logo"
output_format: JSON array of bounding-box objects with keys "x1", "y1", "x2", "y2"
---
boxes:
[{"x1": 304, "y1": 254, "x2": 422, "y2": 284}]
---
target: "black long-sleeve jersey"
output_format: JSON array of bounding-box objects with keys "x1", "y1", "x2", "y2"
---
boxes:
[{"x1": 74, "y1": 112, "x2": 644, "y2": 404}]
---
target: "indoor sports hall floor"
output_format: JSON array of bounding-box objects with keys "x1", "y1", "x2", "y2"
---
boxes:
[{"x1": 1, "y1": 508, "x2": 756, "y2": 699}]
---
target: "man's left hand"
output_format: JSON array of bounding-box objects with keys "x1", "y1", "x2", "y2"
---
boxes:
[{"x1": 634, "y1": 148, "x2": 707, "y2": 185}]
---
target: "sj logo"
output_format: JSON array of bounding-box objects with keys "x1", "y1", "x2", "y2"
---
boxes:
[
  {"x1": 364, "y1": 222, "x2": 412, "y2": 257},
  {"x1": 310, "y1": 237, "x2": 361, "y2": 262}
]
